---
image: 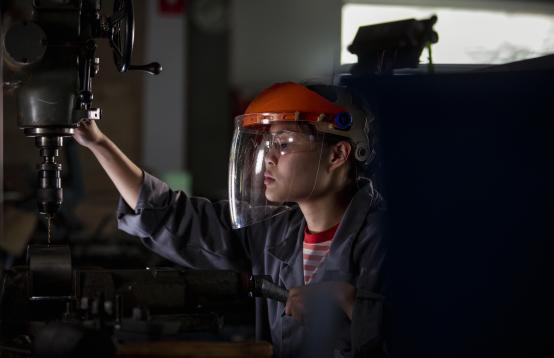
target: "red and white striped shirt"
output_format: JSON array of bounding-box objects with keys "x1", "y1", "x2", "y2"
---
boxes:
[{"x1": 303, "y1": 224, "x2": 339, "y2": 285}]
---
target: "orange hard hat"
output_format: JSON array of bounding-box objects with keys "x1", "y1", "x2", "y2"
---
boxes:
[
  {"x1": 241, "y1": 82, "x2": 352, "y2": 130},
  {"x1": 244, "y1": 82, "x2": 347, "y2": 115}
]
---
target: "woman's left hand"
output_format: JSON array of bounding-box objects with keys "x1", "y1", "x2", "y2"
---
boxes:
[
  {"x1": 330, "y1": 282, "x2": 356, "y2": 320},
  {"x1": 284, "y1": 282, "x2": 356, "y2": 322},
  {"x1": 285, "y1": 286, "x2": 307, "y2": 322}
]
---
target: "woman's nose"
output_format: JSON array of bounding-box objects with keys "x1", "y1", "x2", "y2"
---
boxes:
[{"x1": 265, "y1": 145, "x2": 279, "y2": 166}]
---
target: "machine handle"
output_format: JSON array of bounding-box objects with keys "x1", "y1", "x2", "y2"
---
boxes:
[
  {"x1": 128, "y1": 62, "x2": 162, "y2": 75},
  {"x1": 249, "y1": 275, "x2": 288, "y2": 303}
]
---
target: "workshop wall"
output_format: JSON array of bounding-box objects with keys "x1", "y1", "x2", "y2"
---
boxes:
[
  {"x1": 231, "y1": 0, "x2": 342, "y2": 94},
  {"x1": 141, "y1": 0, "x2": 186, "y2": 181}
]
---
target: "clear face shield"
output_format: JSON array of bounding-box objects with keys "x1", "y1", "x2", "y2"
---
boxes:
[{"x1": 228, "y1": 114, "x2": 326, "y2": 229}]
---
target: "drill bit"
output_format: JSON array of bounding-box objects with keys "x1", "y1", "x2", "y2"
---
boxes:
[{"x1": 47, "y1": 216, "x2": 53, "y2": 245}]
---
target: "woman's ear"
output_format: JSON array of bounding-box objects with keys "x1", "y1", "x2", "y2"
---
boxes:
[{"x1": 328, "y1": 141, "x2": 352, "y2": 172}]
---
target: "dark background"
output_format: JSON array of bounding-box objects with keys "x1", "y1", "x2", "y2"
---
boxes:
[{"x1": 346, "y1": 68, "x2": 554, "y2": 356}]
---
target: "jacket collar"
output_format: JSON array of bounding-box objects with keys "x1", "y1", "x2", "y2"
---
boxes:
[
  {"x1": 331, "y1": 179, "x2": 382, "y2": 250},
  {"x1": 267, "y1": 214, "x2": 305, "y2": 266},
  {"x1": 267, "y1": 180, "x2": 382, "y2": 266}
]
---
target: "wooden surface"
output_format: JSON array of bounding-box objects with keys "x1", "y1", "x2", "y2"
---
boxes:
[{"x1": 117, "y1": 341, "x2": 273, "y2": 358}]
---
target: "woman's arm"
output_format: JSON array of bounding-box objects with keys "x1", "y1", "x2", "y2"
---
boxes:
[
  {"x1": 75, "y1": 120, "x2": 251, "y2": 272},
  {"x1": 73, "y1": 119, "x2": 143, "y2": 209}
]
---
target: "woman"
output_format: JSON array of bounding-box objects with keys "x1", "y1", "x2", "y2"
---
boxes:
[{"x1": 74, "y1": 82, "x2": 386, "y2": 357}]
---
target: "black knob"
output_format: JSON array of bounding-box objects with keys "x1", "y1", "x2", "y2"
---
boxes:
[{"x1": 128, "y1": 62, "x2": 162, "y2": 75}]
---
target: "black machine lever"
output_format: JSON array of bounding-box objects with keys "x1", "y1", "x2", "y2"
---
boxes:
[
  {"x1": 249, "y1": 275, "x2": 289, "y2": 303},
  {"x1": 128, "y1": 62, "x2": 162, "y2": 75}
]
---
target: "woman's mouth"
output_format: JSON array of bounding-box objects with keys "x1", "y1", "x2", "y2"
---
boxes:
[{"x1": 264, "y1": 173, "x2": 275, "y2": 185}]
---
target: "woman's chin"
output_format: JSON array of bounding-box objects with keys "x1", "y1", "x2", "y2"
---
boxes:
[{"x1": 265, "y1": 188, "x2": 285, "y2": 203}]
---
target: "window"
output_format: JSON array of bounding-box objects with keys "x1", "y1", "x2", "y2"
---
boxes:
[{"x1": 342, "y1": 2, "x2": 554, "y2": 64}]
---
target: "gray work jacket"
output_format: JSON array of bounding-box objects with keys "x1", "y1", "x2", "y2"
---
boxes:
[{"x1": 117, "y1": 172, "x2": 386, "y2": 358}]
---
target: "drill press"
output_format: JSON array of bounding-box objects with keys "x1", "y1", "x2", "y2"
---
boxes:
[{"x1": 2, "y1": 0, "x2": 161, "y2": 302}]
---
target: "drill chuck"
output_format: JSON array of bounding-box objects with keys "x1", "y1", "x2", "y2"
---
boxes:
[
  {"x1": 37, "y1": 161, "x2": 63, "y2": 216},
  {"x1": 34, "y1": 135, "x2": 65, "y2": 216}
]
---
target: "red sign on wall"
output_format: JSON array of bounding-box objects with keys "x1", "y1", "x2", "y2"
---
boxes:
[{"x1": 159, "y1": 0, "x2": 186, "y2": 15}]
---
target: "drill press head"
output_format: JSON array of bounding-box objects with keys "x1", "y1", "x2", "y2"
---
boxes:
[{"x1": 5, "y1": 2, "x2": 82, "y2": 217}]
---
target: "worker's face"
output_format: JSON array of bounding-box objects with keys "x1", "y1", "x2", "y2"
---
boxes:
[{"x1": 263, "y1": 123, "x2": 325, "y2": 203}]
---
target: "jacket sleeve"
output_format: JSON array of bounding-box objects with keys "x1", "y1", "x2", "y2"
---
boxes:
[
  {"x1": 116, "y1": 171, "x2": 251, "y2": 272},
  {"x1": 351, "y1": 209, "x2": 388, "y2": 358}
]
